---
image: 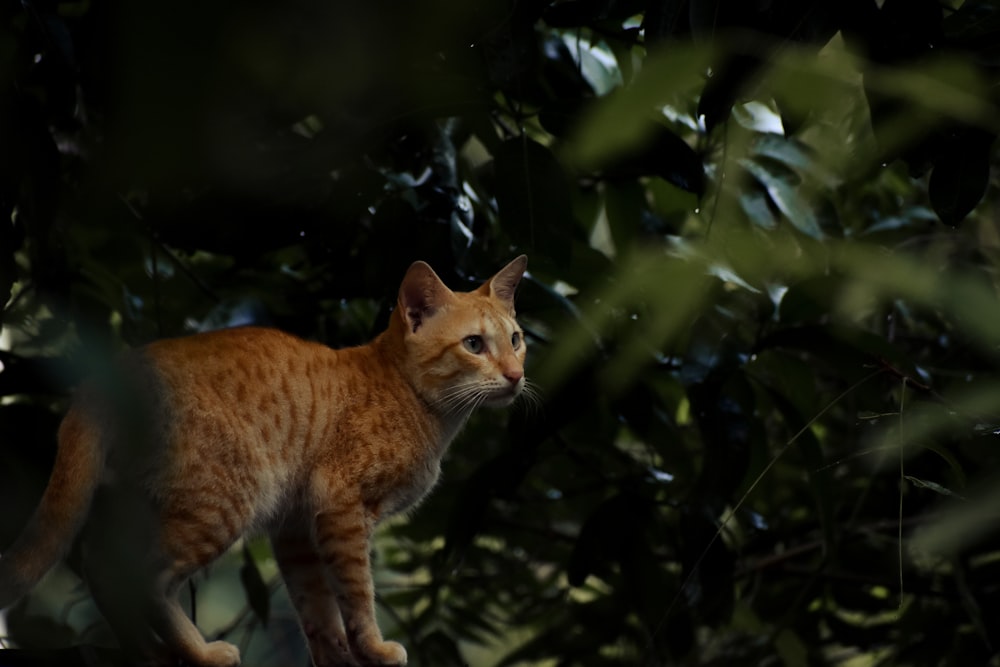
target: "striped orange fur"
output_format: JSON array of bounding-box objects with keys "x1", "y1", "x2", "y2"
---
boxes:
[{"x1": 0, "y1": 256, "x2": 528, "y2": 667}]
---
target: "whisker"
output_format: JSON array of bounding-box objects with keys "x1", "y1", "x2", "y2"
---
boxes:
[
  {"x1": 432, "y1": 374, "x2": 538, "y2": 417},
  {"x1": 433, "y1": 380, "x2": 489, "y2": 416},
  {"x1": 435, "y1": 389, "x2": 477, "y2": 409},
  {"x1": 433, "y1": 381, "x2": 479, "y2": 400},
  {"x1": 436, "y1": 383, "x2": 479, "y2": 400},
  {"x1": 516, "y1": 380, "x2": 544, "y2": 416},
  {"x1": 446, "y1": 390, "x2": 486, "y2": 416}
]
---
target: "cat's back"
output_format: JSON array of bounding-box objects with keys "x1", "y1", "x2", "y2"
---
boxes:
[
  {"x1": 79, "y1": 327, "x2": 335, "y2": 468},
  {"x1": 137, "y1": 325, "x2": 340, "y2": 442},
  {"x1": 143, "y1": 325, "x2": 317, "y2": 372},
  {"x1": 139, "y1": 326, "x2": 331, "y2": 402}
]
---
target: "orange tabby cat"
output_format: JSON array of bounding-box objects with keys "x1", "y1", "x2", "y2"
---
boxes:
[{"x1": 0, "y1": 256, "x2": 528, "y2": 667}]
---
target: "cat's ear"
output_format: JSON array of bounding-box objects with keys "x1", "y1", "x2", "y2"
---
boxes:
[
  {"x1": 399, "y1": 261, "x2": 452, "y2": 333},
  {"x1": 478, "y1": 255, "x2": 528, "y2": 306}
]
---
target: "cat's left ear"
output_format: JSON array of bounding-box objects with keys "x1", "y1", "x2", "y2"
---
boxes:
[
  {"x1": 478, "y1": 255, "x2": 528, "y2": 307},
  {"x1": 399, "y1": 261, "x2": 453, "y2": 333}
]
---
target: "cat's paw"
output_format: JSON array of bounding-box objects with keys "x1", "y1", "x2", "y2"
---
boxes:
[
  {"x1": 355, "y1": 639, "x2": 407, "y2": 666},
  {"x1": 198, "y1": 640, "x2": 242, "y2": 667}
]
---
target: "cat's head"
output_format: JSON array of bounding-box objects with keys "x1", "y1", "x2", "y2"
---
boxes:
[{"x1": 393, "y1": 256, "x2": 528, "y2": 414}]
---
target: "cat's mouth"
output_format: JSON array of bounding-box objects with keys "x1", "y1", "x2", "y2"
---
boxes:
[{"x1": 486, "y1": 385, "x2": 522, "y2": 407}]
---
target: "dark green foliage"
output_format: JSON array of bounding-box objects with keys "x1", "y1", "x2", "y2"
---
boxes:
[
  {"x1": 239, "y1": 546, "x2": 269, "y2": 629},
  {"x1": 3, "y1": 0, "x2": 1000, "y2": 665}
]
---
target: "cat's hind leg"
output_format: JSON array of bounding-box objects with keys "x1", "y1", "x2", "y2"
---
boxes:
[
  {"x1": 81, "y1": 485, "x2": 163, "y2": 662},
  {"x1": 146, "y1": 508, "x2": 244, "y2": 667},
  {"x1": 146, "y1": 568, "x2": 242, "y2": 667},
  {"x1": 82, "y1": 537, "x2": 161, "y2": 662},
  {"x1": 271, "y1": 520, "x2": 358, "y2": 667}
]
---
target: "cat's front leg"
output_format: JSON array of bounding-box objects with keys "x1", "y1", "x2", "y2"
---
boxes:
[
  {"x1": 315, "y1": 507, "x2": 407, "y2": 667},
  {"x1": 271, "y1": 521, "x2": 358, "y2": 667}
]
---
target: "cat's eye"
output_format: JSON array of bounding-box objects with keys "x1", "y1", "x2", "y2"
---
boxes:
[
  {"x1": 511, "y1": 332, "x2": 522, "y2": 349},
  {"x1": 463, "y1": 335, "x2": 485, "y2": 354}
]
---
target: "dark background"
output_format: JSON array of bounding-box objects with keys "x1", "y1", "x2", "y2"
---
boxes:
[{"x1": 3, "y1": 0, "x2": 1000, "y2": 665}]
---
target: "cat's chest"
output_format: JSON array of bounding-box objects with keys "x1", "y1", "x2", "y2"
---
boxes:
[{"x1": 375, "y1": 457, "x2": 442, "y2": 520}]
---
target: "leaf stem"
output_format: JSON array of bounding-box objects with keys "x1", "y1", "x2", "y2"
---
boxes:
[{"x1": 898, "y1": 376, "x2": 907, "y2": 607}]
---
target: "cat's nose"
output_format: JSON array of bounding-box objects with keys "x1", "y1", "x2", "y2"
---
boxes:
[{"x1": 503, "y1": 369, "x2": 524, "y2": 385}]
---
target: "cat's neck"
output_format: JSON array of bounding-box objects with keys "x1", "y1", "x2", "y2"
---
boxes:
[
  {"x1": 369, "y1": 310, "x2": 408, "y2": 369},
  {"x1": 370, "y1": 314, "x2": 474, "y2": 433}
]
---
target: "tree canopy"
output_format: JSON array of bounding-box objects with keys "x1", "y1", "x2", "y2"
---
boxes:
[{"x1": 3, "y1": 0, "x2": 1000, "y2": 665}]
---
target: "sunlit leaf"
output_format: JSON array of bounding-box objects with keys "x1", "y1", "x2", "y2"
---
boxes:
[
  {"x1": 569, "y1": 42, "x2": 712, "y2": 168},
  {"x1": 904, "y1": 475, "x2": 966, "y2": 500},
  {"x1": 739, "y1": 187, "x2": 778, "y2": 230}
]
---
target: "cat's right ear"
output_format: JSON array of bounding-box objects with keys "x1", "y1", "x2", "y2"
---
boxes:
[
  {"x1": 398, "y1": 261, "x2": 451, "y2": 333},
  {"x1": 477, "y1": 255, "x2": 527, "y2": 307}
]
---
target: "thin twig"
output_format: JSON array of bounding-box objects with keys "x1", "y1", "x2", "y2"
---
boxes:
[
  {"x1": 705, "y1": 119, "x2": 728, "y2": 239},
  {"x1": 898, "y1": 376, "x2": 908, "y2": 606},
  {"x1": 734, "y1": 513, "x2": 940, "y2": 577},
  {"x1": 118, "y1": 194, "x2": 220, "y2": 304},
  {"x1": 647, "y1": 368, "x2": 884, "y2": 652}
]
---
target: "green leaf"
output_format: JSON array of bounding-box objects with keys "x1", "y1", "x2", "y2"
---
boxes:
[
  {"x1": 415, "y1": 629, "x2": 466, "y2": 667},
  {"x1": 0, "y1": 221, "x2": 16, "y2": 317},
  {"x1": 913, "y1": 483, "x2": 1000, "y2": 557},
  {"x1": 953, "y1": 557, "x2": 992, "y2": 650},
  {"x1": 778, "y1": 276, "x2": 841, "y2": 324},
  {"x1": 698, "y1": 54, "x2": 761, "y2": 132},
  {"x1": 750, "y1": 134, "x2": 840, "y2": 189},
  {"x1": 445, "y1": 602, "x2": 500, "y2": 643},
  {"x1": 240, "y1": 544, "x2": 270, "y2": 627},
  {"x1": 774, "y1": 628, "x2": 809, "y2": 667},
  {"x1": 928, "y1": 127, "x2": 992, "y2": 226},
  {"x1": 739, "y1": 158, "x2": 823, "y2": 238},
  {"x1": 739, "y1": 187, "x2": 778, "y2": 230},
  {"x1": 602, "y1": 123, "x2": 705, "y2": 195},
  {"x1": 604, "y1": 181, "x2": 645, "y2": 251},
  {"x1": 917, "y1": 442, "x2": 967, "y2": 489},
  {"x1": 493, "y1": 138, "x2": 579, "y2": 264},
  {"x1": 570, "y1": 42, "x2": 712, "y2": 168},
  {"x1": 904, "y1": 475, "x2": 966, "y2": 500}
]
